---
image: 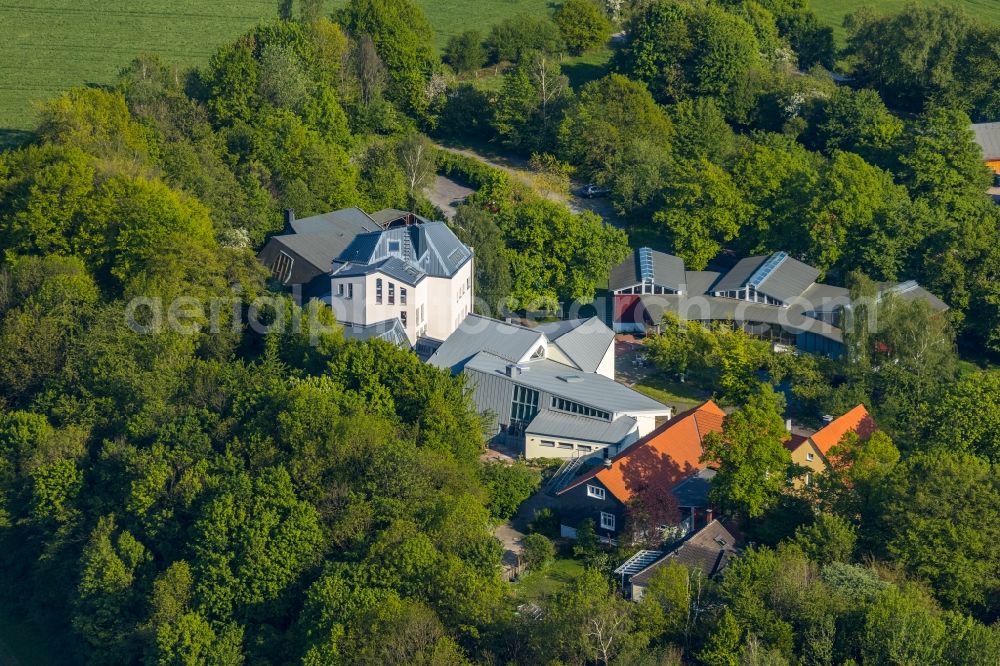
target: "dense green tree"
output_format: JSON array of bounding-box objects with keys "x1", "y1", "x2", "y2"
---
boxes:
[
  {"x1": 339, "y1": 0, "x2": 437, "y2": 118},
  {"x1": 521, "y1": 533, "x2": 555, "y2": 571},
  {"x1": 654, "y1": 157, "x2": 750, "y2": 270},
  {"x1": 702, "y1": 385, "x2": 792, "y2": 518},
  {"x1": 443, "y1": 30, "x2": 486, "y2": 74},
  {"x1": 558, "y1": 74, "x2": 673, "y2": 213},
  {"x1": 485, "y1": 15, "x2": 564, "y2": 64},
  {"x1": 479, "y1": 461, "x2": 541, "y2": 521},
  {"x1": 878, "y1": 449, "x2": 1000, "y2": 614},
  {"x1": 554, "y1": 0, "x2": 613, "y2": 55}
]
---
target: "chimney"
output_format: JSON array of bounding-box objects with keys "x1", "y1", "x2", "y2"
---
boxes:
[
  {"x1": 785, "y1": 418, "x2": 792, "y2": 432},
  {"x1": 705, "y1": 508, "x2": 714, "y2": 525},
  {"x1": 603, "y1": 459, "x2": 613, "y2": 469},
  {"x1": 283, "y1": 208, "x2": 295, "y2": 233},
  {"x1": 822, "y1": 414, "x2": 835, "y2": 425}
]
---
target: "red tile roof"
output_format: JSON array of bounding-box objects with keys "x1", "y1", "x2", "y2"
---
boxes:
[
  {"x1": 558, "y1": 400, "x2": 726, "y2": 503},
  {"x1": 810, "y1": 404, "x2": 876, "y2": 455}
]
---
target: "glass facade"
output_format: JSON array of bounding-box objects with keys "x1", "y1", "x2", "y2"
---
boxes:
[{"x1": 509, "y1": 385, "x2": 539, "y2": 434}]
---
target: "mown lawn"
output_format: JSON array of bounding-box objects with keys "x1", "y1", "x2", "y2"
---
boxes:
[
  {"x1": 513, "y1": 557, "x2": 585, "y2": 603},
  {"x1": 811, "y1": 0, "x2": 1000, "y2": 43},
  {"x1": 631, "y1": 373, "x2": 707, "y2": 409},
  {"x1": 0, "y1": 0, "x2": 554, "y2": 135}
]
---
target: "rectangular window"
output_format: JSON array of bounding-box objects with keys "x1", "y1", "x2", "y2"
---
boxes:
[
  {"x1": 401, "y1": 287, "x2": 407, "y2": 305},
  {"x1": 388, "y1": 240, "x2": 401, "y2": 253},
  {"x1": 805, "y1": 472, "x2": 813, "y2": 486},
  {"x1": 587, "y1": 485, "x2": 606, "y2": 500},
  {"x1": 388, "y1": 283, "x2": 395, "y2": 305},
  {"x1": 376, "y1": 279, "x2": 383, "y2": 304},
  {"x1": 347, "y1": 283, "x2": 353, "y2": 299},
  {"x1": 806, "y1": 452, "x2": 815, "y2": 462},
  {"x1": 509, "y1": 385, "x2": 539, "y2": 433},
  {"x1": 558, "y1": 442, "x2": 574, "y2": 450},
  {"x1": 337, "y1": 283, "x2": 344, "y2": 297},
  {"x1": 401, "y1": 311, "x2": 407, "y2": 328},
  {"x1": 577, "y1": 444, "x2": 592, "y2": 453},
  {"x1": 273, "y1": 251, "x2": 293, "y2": 283},
  {"x1": 540, "y1": 440, "x2": 555, "y2": 447},
  {"x1": 600, "y1": 512, "x2": 615, "y2": 531}
]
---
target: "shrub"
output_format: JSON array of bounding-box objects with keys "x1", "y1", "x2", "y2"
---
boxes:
[
  {"x1": 479, "y1": 461, "x2": 541, "y2": 521},
  {"x1": 522, "y1": 533, "x2": 556, "y2": 571}
]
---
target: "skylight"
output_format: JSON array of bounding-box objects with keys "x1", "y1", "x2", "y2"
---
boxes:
[
  {"x1": 639, "y1": 247, "x2": 655, "y2": 282},
  {"x1": 747, "y1": 251, "x2": 788, "y2": 288}
]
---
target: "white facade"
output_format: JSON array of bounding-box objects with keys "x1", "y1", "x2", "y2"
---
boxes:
[
  {"x1": 524, "y1": 430, "x2": 642, "y2": 461},
  {"x1": 328, "y1": 258, "x2": 473, "y2": 345}
]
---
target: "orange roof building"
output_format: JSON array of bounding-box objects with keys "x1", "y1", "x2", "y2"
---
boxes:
[
  {"x1": 786, "y1": 404, "x2": 877, "y2": 486},
  {"x1": 554, "y1": 401, "x2": 726, "y2": 538},
  {"x1": 559, "y1": 400, "x2": 725, "y2": 503}
]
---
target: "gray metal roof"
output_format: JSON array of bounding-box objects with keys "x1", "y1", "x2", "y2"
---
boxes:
[
  {"x1": 683, "y1": 271, "x2": 722, "y2": 297},
  {"x1": 290, "y1": 207, "x2": 380, "y2": 235},
  {"x1": 710, "y1": 255, "x2": 768, "y2": 293},
  {"x1": 464, "y1": 352, "x2": 669, "y2": 415},
  {"x1": 972, "y1": 122, "x2": 1000, "y2": 160},
  {"x1": 525, "y1": 411, "x2": 638, "y2": 444},
  {"x1": 638, "y1": 294, "x2": 844, "y2": 342},
  {"x1": 877, "y1": 280, "x2": 949, "y2": 313},
  {"x1": 671, "y1": 468, "x2": 716, "y2": 507},
  {"x1": 535, "y1": 316, "x2": 615, "y2": 373},
  {"x1": 341, "y1": 318, "x2": 411, "y2": 348},
  {"x1": 427, "y1": 315, "x2": 545, "y2": 373},
  {"x1": 755, "y1": 255, "x2": 819, "y2": 303},
  {"x1": 609, "y1": 248, "x2": 686, "y2": 291},
  {"x1": 333, "y1": 256, "x2": 426, "y2": 286},
  {"x1": 801, "y1": 282, "x2": 850, "y2": 311},
  {"x1": 710, "y1": 253, "x2": 818, "y2": 304}
]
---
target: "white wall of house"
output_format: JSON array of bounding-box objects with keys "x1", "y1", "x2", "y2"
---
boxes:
[
  {"x1": 634, "y1": 413, "x2": 661, "y2": 437},
  {"x1": 524, "y1": 428, "x2": 642, "y2": 460},
  {"x1": 596, "y1": 341, "x2": 615, "y2": 379},
  {"x1": 326, "y1": 258, "x2": 473, "y2": 345},
  {"x1": 425, "y1": 260, "x2": 473, "y2": 342}
]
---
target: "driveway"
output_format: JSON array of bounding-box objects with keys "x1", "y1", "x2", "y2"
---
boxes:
[
  {"x1": 425, "y1": 174, "x2": 473, "y2": 219},
  {"x1": 434, "y1": 143, "x2": 627, "y2": 229}
]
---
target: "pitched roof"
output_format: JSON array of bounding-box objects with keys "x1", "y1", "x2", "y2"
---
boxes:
[
  {"x1": 710, "y1": 252, "x2": 819, "y2": 303},
  {"x1": 558, "y1": 401, "x2": 726, "y2": 503},
  {"x1": 427, "y1": 315, "x2": 546, "y2": 373},
  {"x1": 525, "y1": 411, "x2": 638, "y2": 445},
  {"x1": 610, "y1": 248, "x2": 687, "y2": 292},
  {"x1": 877, "y1": 280, "x2": 949, "y2": 314},
  {"x1": 629, "y1": 519, "x2": 739, "y2": 584},
  {"x1": 972, "y1": 122, "x2": 1000, "y2": 161},
  {"x1": 536, "y1": 316, "x2": 615, "y2": 373},
  {"x1": 811, "y1": 404, "x2": 876, "y2": 455},
  {"x1": 464, "y1": 352, "x2": 668, "y2": 415}
]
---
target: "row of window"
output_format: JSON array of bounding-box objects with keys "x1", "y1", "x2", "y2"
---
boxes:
[
  {"x1": 337, "y1": 283, "x2": 354, "y2": 298},
  {"x1": 712, "y1": 286, "x2": 783, "y2": 306},
  {"x1": 550, "y1": 397, "x2": 611, "y2": 421},
  {"x1": 375, "y1": 279, "x2": 407, "y2": 306},
  {"x1": 539, "y1": 440, "x2": 596, "y2": 454},
  {"x1": 614, "y1": 283, "x2": 677, "y2": 295}
]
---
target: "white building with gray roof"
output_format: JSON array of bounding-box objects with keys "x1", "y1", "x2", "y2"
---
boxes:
[
  {"x1": 429, "y1": 315, "x2": 671, "y2": 460},
  {"x1": 258, "y1": 208, "x2": 474, "y2": 346}
]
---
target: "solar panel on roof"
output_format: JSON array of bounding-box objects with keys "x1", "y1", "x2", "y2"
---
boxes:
[
  {"x1": 639, "y1": 247, "x2": 655, "y2": 282},
  {"x1": 747, "y1": 251, "x2": 787, "y2": 288}
]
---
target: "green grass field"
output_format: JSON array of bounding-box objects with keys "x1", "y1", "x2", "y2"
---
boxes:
[
  {"x1": 811, "y1": 0, "x2": 1000, "y2": 42},
  {"x1": 0, "y1": 0, "x2": 552, "y2": 135}
]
